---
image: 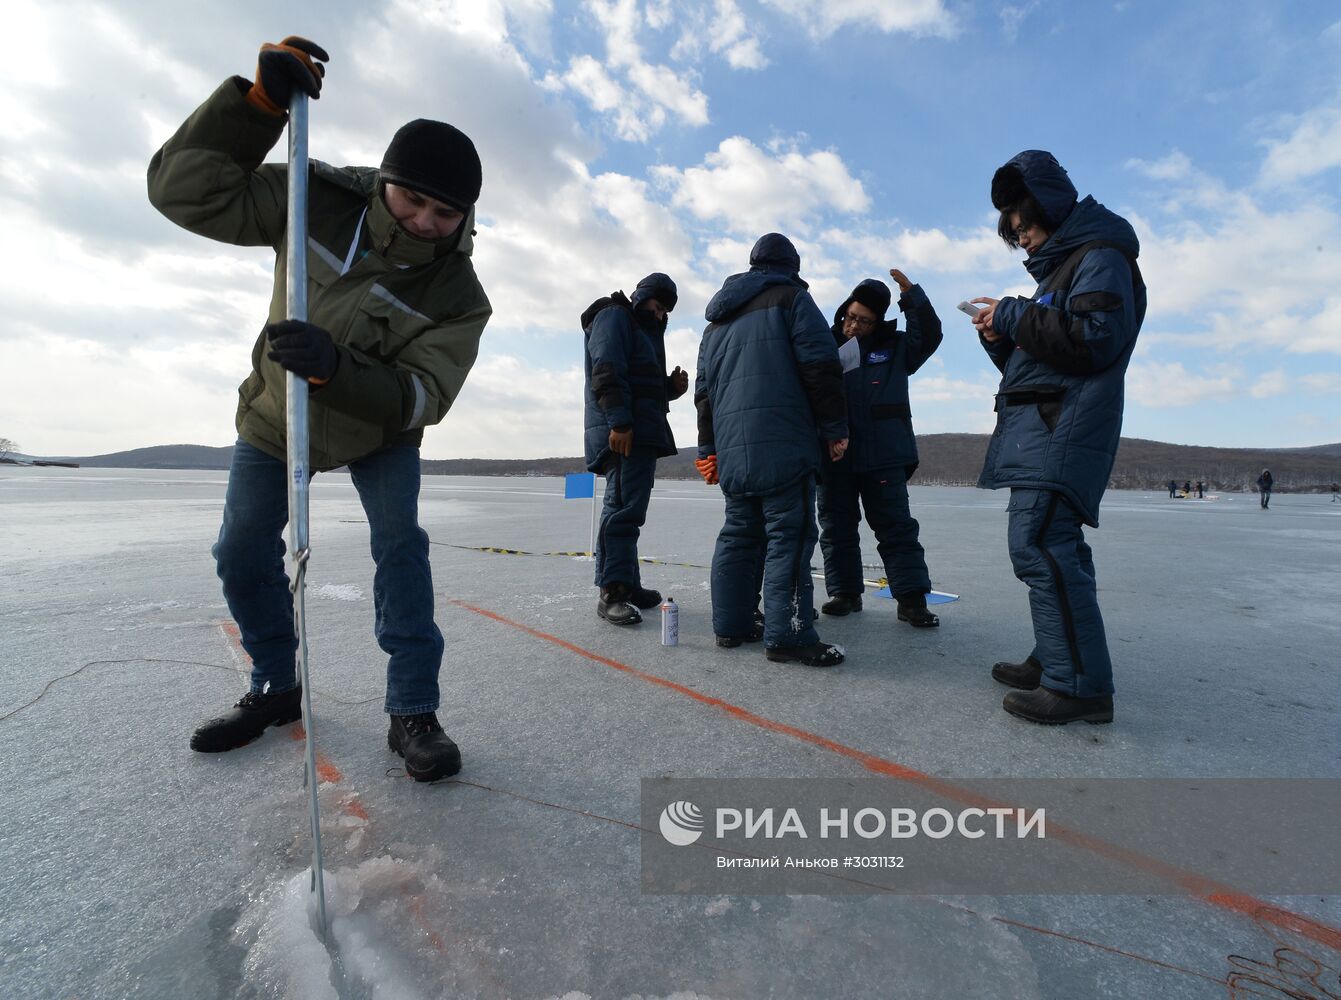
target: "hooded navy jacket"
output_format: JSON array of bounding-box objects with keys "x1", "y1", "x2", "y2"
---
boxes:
[
  {"x1": 582, "y1": 273, "x2": 680, "y2": 472},
  {"x1": 979, "y1": 151, "x2": 1148, "y2": 526},
  {"x1": 695, "y1": 257, "x2": 847, "y2": 498},
  {"x1": 829, "y1": 283, "x2": 942, "y2": 477}
]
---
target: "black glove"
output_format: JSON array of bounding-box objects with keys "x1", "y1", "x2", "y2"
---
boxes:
[
  {"x1": 266, "y1": 320, "x2": 338, "y2": 383},
  {"x1": 249, "y1": 36, "x2": 329, "y2": 114}
]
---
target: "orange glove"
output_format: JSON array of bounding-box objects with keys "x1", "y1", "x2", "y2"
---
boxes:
[
  {"x1": 246, "y1": 36, "x2": 329, "y2": 116},
  {"x1": 695, "y1": 455, "x2": 718, "y2": 486}
]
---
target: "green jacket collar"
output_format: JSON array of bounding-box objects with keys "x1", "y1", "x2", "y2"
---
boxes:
[{"x1": 365, "y1": 184, "x2": 477, "y2": 266}]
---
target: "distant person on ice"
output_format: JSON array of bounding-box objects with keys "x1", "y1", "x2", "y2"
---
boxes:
[
  {"x1": 817, "y1": 271, "x2": 944, "y2": 627},
  {"x1": 581, "y1": 273, "x2": 687, "y2": 626},
  {"x1": 147, "y1": 37, "x2": 490, "y2": 781},
  {"x1": 1257, "y1": 469, "x2": 1273, "y2": 509},
  {"x1": 1168, "y1": 479, "x2": 1177, "y2": 498},
  {"x1": 695, "y1": 234, "x2": 849, "y2": 667},
  {"x1": 969, "y1": 150, "x2": 1146, "y2": 726}
]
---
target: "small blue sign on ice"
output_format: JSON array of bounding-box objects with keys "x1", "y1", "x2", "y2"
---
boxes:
[
  {"x1": 873, "y1": 587, "x2": 959, "y2": 604},
  {"x1": 565, "y1": 472, "x2": 596, "y2": 499}
]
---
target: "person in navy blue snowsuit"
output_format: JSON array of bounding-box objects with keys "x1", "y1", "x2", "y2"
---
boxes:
[
  {"x1": 694, "y1": 234, "x2": 850, "y2": 667},
  {"x1": 970, "y1": 150, "x2": 1147, "y2": 725},
  {"x1": 817, "y1": 270, "x2": 943, "y2": 627},
  {"x1": 582, "y1": 272, "x2": 687, "y2": 626}
]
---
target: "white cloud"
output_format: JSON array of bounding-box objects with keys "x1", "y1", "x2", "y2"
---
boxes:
[
  {"x1": 1126, "y1": 150, "x2": 1194, "y2": 182},
  {"x1": 1121, "y1": 145, "x2": 1341, "y2": 357},
  {"x1": 1260, "y1": 86, "x2": 1341, "y2": 184},
  {"x1": 839, "y1": 225, "x2": 1017, "y2": 276},
  {"x1": 710, "y1": 0, "x2": 769, "y2": 69},
  {"x1": 998, "y1": 3, "x2": 1039, "y2": 43},
  {"x1": 547, "y1": 0, "x2": 712, "y2": 142},
  {"x1": 762, "y1": 0, "x2": 957, "y2": 39},
  {"x1": 1125, "y1": 361, "x2": 1240, "y2": 407},
  {"x1": 1248, "y1": 369, "x2": 1290, "y2": 399},
  {"x1": 444, "y1": 354, "x2": 585, "y2": 459},
  {"x1": 655, "y1": 136, "x2": 869, "y2": 237}
]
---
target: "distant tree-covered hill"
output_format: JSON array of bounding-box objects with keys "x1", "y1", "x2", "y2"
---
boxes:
[{"x1": 32, "y1": 437, "x2": 1341, "y2": 492}]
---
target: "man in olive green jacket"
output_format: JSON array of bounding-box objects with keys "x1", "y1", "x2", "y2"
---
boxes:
[{"x1": 147, "y1": 37, "x2": 491, "y2": 781}]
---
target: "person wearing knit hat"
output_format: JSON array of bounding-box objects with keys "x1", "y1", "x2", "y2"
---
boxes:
[
  {"x1": 148, "y1": 37, "x2": 491, "y2": 782},
  {"x1": 816, "y1": 269, "x2": 944, "y2": 627},
  {"x1": 581, "y1": 272, "x2": 687, "y2": 625}
]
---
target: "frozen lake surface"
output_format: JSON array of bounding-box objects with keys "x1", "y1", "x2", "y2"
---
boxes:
[{"x1": 1, "y1": 468, "x2": 1338, "y2": 999}]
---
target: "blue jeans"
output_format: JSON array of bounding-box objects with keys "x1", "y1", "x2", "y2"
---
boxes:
[
  {"x1": 1006, "y1": 488, "x2": 1114, "y2": 698},
  {"x1": 213, "y1": 439, "x2": 443, "y2": 715}
]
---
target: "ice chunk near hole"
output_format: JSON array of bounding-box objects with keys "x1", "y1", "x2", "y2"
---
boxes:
[
  {"x1": 313, "y1": 583, "x2": 365, "y2": 602},
  {"x1": 238, "y1": 859, "x2": 436, "y2": 1000}
]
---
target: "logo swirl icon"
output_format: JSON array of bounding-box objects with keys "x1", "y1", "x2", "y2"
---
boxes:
[{"x1": 659, "y1": 800, "x2": 704, "y2": 846}]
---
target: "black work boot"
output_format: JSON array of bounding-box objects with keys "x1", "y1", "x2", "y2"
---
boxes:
[
  {"x1": 991, "y1": 655, "x2": 1043, "y2": 689},
  {"x1": 629, "y1": 585, "x2": 662, "y2": 610},
  {"x1": 821, "y1": 593, "x2": 863, "y2": 616},
  {"x1": 896, "y1": 592, "x2": 939, "y2": 628},
  {"x1": 597, "y1": 583, "x2": 642, "y2": 626},
  {"x1": 1002, "y1": 687, "x2": 1113, "y2": 725},
  {"x1": 716, "y1": 615, "x2": 765, "y2": 648},
  {"x1": 766, "y1": 642, "x2": 845, "y2": 667},
  {"x1": 388, "y1": 712, "x2": 462, "y2": 781},
  {"x1": 190, "y1": 685, "x2": 303, "y2": 753}
]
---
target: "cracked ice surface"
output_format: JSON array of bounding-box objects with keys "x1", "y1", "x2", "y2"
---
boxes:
[{"x1": 1, "y1": 468, "x2": 1338, "y2": 999}]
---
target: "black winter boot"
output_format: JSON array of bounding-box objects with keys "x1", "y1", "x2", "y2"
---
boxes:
[
  {"x1": 597, "y1": 583, "x2": 642, "y2": 626},
  {"x1": 1002, "y1": 687, "x2": 1113, "y2": 725},
  {"x1": 629, "y1": 585, "x2": 662, "y2": 610},
  {"x1": 190, "y1": 685, "x2": 303, "y2": 753},
  {"x1": 766, "y1": 642, "x2": 845, "y2": 667},
  {"x1": 716, "y1": 615, "x2": 765, "y2": 647},
  {"x1": 991, "y1": 655, "x2": 1043, "y2": 689},
  {"x1": 896, "y1": 592, "x2": 939, "y2": 628},
  {"x1": 388, "y1": 712, "x2": 462, "y2": 781},
  {"x1": 821, "y1": 593, "x2": 863, "y2": 616}
]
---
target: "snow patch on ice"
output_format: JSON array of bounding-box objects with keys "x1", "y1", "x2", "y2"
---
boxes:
[
  {"x1": 313, "y1": 583, "x2": 365, "y2": 602},
  {"x1": 703, "y1": 896, "x2": 732, "y2": 917},
  {"x1": 532, "y1": 591, "x2": 583, "y2": 606}
]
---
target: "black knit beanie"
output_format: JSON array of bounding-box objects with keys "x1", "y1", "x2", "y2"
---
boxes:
[
  {"x1": 847, "y1": 278, "x2": 891, "y2": 319},
  {"x1": 380, "y1": 119, "x2": 482, "y2": 211}
]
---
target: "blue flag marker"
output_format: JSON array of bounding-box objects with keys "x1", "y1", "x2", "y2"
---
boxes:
[
  {"x1": 873, "y1": 587, "x2": 959, "y2": 604},
  {"x1": 565, "y1": 472, "x2": 596, "y2": 499}
]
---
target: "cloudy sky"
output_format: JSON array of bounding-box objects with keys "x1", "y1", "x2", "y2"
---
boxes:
[{"x1": 2, "y1": 0, "x2": 1339, "y2": 459}]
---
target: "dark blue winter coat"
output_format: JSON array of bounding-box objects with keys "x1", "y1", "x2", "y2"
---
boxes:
[
  {"x1": 831, "y1": 283, "x2": 942, "y2": 477},
  {"x1": 582, "y1": 292, "x2": 677, "y2": 472},
  {"x1": 696, "y1": 271, "x2": 848, "y2": 497},
  {"x1": 979, "y1": 151, "x2": 1148, "y2": 527}
]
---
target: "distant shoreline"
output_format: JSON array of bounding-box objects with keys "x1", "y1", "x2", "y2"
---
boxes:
[{"x1": 5, "y1": 455, "x2": 1335, "y2": 495}]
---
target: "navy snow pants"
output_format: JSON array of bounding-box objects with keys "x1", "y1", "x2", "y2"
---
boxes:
[
  {"x1": 817, "y1": 463, "x2": 931, "y2": 600},
  {"x1": 1006, "y1": 488, "x2": 1114, "y2": 698},
  {"x1": 712, "y1": 479, "x2": 819, "y2": 649},
  {"x1": 594, "y1": 447, "x2": 657, "y2": 589}
]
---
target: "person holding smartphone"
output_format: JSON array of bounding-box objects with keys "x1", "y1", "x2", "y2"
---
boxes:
[{"x1": 969, "y1": 150, "x2": 1147, "y2": 726}]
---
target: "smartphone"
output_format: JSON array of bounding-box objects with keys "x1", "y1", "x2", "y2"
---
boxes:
[{"x1": 957, "y1": 301, "x2": 981, "y2": 317}]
